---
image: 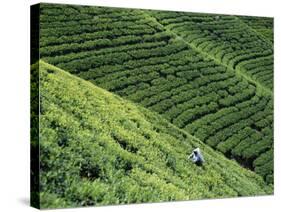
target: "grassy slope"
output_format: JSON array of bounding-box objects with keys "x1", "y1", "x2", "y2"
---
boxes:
[{"x1": 38, "y1": 60, "x2": 271, "y2": 209}]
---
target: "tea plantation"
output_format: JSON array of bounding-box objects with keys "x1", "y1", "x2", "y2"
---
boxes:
[
  {"x1": 37, "y1": 61, "x2": 271, "y2": 208},
  {"x1": 38, "y1": 3, "x2": 273, "y2": 185}
]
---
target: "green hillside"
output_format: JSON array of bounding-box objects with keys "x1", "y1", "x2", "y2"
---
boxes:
[
  {"x1": 38, "y1": 3, "x2": 273, "y2": 183},
  {"x1": 149, "y1": 10, "x2": 273, "y2": 90},
  {"x1": 37, "y1": 60, "x2": 271, "y2": 209}
]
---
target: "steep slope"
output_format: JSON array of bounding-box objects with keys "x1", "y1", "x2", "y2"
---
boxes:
[
  {"x1": 37, "y1": 61, "x2": 271, "y2": 209},
  {"x1": 38, "y1": 3, "x2": 273, "y2": 183}
]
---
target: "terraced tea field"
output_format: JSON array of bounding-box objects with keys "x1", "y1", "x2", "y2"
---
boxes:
[
  {"x1": 32, "y1": 2, "x2": 274, "y2": 208},
  {"x1": 149, "y1": 11, "x2": 273, "y2": 89},
  {"x1": 36, "y1": 61, "x2": 270, "y2": 208}
]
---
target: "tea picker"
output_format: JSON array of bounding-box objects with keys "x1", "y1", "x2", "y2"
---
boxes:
[{"x1": 188, "y1": 148, "x2": 204, "y2": 166}]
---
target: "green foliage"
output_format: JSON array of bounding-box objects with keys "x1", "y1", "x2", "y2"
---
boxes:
[
  {"x1": 38, "y1": 61, "x2": 271, "y2": 208},
  {"x1": 38, "y1": 3, "x2": 273, "y2": 184},
  {"x1": 149, "y1": 10, "x2": 273, "y2": 89}
]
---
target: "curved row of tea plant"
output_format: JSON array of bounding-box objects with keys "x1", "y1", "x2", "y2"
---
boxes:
[
  {"x1": 239, "y1": 16, "x2": 273, "y2": 43},
  {"x1": 38, "y1": 61, "x2": 271, "y2": 209},
  {"x1": 149, "y1": 10, "x2": 273, "y2": 90},
  {"x1": 38, "y1": 4, "x2": 273, "y2": 183}
]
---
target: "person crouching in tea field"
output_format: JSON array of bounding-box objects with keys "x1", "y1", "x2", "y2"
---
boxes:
[{"x1": 188, "y1": 148, "x2": 204, "y2": 166}]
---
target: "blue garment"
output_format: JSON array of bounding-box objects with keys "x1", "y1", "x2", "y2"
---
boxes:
[{"x1": 189, "y1": 148, "x2": 204, "y2": 166}]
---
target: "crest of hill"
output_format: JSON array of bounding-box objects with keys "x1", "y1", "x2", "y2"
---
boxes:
[{"x1": 37, "y1": 60, "x2": 271, "y2": 209}]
